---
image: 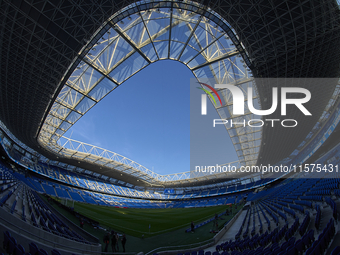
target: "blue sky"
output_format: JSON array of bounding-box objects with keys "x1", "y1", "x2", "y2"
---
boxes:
[{"x1": 65, "y1": 60, "x2": 237, "y2": 175}]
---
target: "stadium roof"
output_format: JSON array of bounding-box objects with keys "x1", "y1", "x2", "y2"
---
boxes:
[
  {"x1": 37, "y1": 2, "x2": 259, "y2": 167},
  {"x1": 1, "y1": 0, "x2": 340, "y2": 187}
]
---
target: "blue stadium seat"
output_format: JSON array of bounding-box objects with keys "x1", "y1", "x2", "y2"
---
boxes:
[
  {"x1": 280, "y1": 241, "x2": 288, "y2": 252},
  {"x1": 38, "y1": 249, "x2": 48, "y2": 255},
  {"x1": 294, "y1": 239, "x2": 304, "y2": 254},
  {"x1": 2, "y1": 231, "x2": 10, "y2": 251},
  {"x1": 10, "y1": 199, "x2": 17, "y2": 214},
  {"x1": 8, "y1": 236, "x2": 17, "y2": 254},
  {"x1": 331, "y1": 246, "x2": 340, "y2": 255},
  {"x1": 29, "y1": 242, "x2": 39, "y2": 255},
  {"x1": 51, "y1": 249, "x2": 61, "y2": 255},
  {"x1": 286, "y1": 245, "x2": 296, "y2": 255},
  {"x1": 14, "y1": 244, "x2": 25, "y2": 255}
]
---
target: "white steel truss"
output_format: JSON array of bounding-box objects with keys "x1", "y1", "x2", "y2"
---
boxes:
[
  {"x1": 38, "y1": 0, "x2": 260, "y2": 183},
  {"x1": 54, "y1": 136, "x2": 241, "y2": 184}
]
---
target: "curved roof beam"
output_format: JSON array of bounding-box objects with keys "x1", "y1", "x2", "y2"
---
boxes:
[{"x1": 38, "y1": 0, "x2": 260, "y2": 180}]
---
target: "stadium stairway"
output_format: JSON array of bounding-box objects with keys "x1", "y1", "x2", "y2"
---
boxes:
[{"x1": 203, "y1": 209, "x2": 249, "y2": 252}]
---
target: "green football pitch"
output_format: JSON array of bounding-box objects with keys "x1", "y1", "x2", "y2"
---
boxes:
[
  {"x1": 74, "y1": 202, "x2": 241, "y2": 253},
  {"x1": 49, "y1": 197, "x2": 242, "y2": 253},
  {"x1": 74, "y1": 202, "x2": 234, "y2": 237}
]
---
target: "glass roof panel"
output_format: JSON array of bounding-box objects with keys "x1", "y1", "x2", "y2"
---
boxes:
[
  {"x1": 87, "y1": 29, "x2": 119, "y2": 60},
  {"x1": 51, "y1": 134, "x2": 60, "y2": 142},
  {"x1": 207, "y1": 40, "x2": 237, "y2": 60},
  {"x1": 75, "y1": 97, "x2": 96, "y2": 114},
  {"x1": 138, "y1": 24, "x2": 153, "y2": 47},
  {"x1": 68, "y1": 63, "x2": 88, "y2": 84},
  {"x1": 180, "y1": 45, "x2": 200, "y2": 63},
  {"x1": 66, "y1": 111, "x2": 81, "y2": 124},
  {"x1": 146, "y1": 18, "x2": 170, "y2": 42},
  {"x1": 140, "y1": 43, "x2": 158, "y2": 62},
  {"x1": 68, "y1": 66, "x2": 103, "y2": 94},
  {"x1": 169, "y1": 41, "x2": 186, "y2": 59},
  {"x1": 231, "y1": 136, "x2": 239, "y2": 144},
  {"x1": 45, "y1": 115, "x2": 62, "y2": 128},
  {"x1": 228, "y1": 128, "x2": 238, "y2": 137},
  {"x1": 88, "y1": 78, "x2": 117, "y2": 101},
  {"x1": 42, "y1": 125, "x2": 56, "y2": 134},
  {"x1": 217, "y1": 34, "x2": 234, "y2": 51},
  {"x1": 55, "y1": 129, "x2": 65, "y2": 136},
  {"x1": 153, "y1": 41, "x2": 169, "y2": 59},
  {"x1": 124, "y1": 20, "x2": 146, "y2": 46},
  {"x1": 56, "y1": 87, "x2": 82, "y2": 108},
  {"x1": 50, "y1": 103, "x2": 71, "y2": 119},
  {"x1": 186, "y1": 28, "x2": 204, "y2": 52},
  {"x1": 170, "y1": 18, "x2": 193, "y2": 42},
  {"x1": 92, "y1": 37, "x2": 134, "y2": 73},
  {"x1": 191, "y1": 22, "x2": 215, "y2": 49},
  {"x1": 193, "y1": 66, "x2": 214, "y2": 79},
  {"x1": 109, "y1": 52, "x2": 149, "y2": 83},
  {"x1": 187, "y1": 53, "x2": 207, "y2": 68},
  {"x1": 59, "y1": 122, "x2": 72, "y2": 132}
]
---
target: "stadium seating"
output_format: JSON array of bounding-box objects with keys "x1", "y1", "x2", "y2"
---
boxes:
[
  {"x1": 188, "y1": 147, "x2": 340, "y2": 255},
  {"x1": 0, "y1": 168, "x2": 92, "y2": 246},
  {"x1": 2, "y1": 230, "x2": 63, "y2": 255},
  {"x1": 5, "y1": 156, "x2": 280, "y2": 201},
  {"x1": 2, "y1": 138, "x2": 340, "y2": 255},
  {"x1": 331, "y1": 246, "x2": 340, "y2": 255}
]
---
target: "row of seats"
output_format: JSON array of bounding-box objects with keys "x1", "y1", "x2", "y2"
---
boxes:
[
  {"x1": 298, "y1": 211, "x2": 310, "y2": 236},
  {"x1": 29, "y1": 191, "x2": 89, "y2": 243},
  {"x1": 202, "y1": 165, "x2": 340, "y2": 255},
  {"x1": 3, "y1": 230, "x2": 62, "y2": 255},
  {"x1": 0, "y1": 168, "x2": 92, "y2": 246},
  {"x1": 305, "y1": 218, "x2": 336, "y2": 255},
  {"x1": 261, "y1": 203, "x2": 279, "y2": 225},
  {"x1": 14, "y1": 169, "x2": 246, "y2": 209},
  {"x1": 7, "y1": 155, "x2": 271, "y2": 200}
]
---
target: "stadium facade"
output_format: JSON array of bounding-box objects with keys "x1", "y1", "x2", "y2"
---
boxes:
[{"x1": 1, "y1": 0, "x2": 340, "y2": 254}]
